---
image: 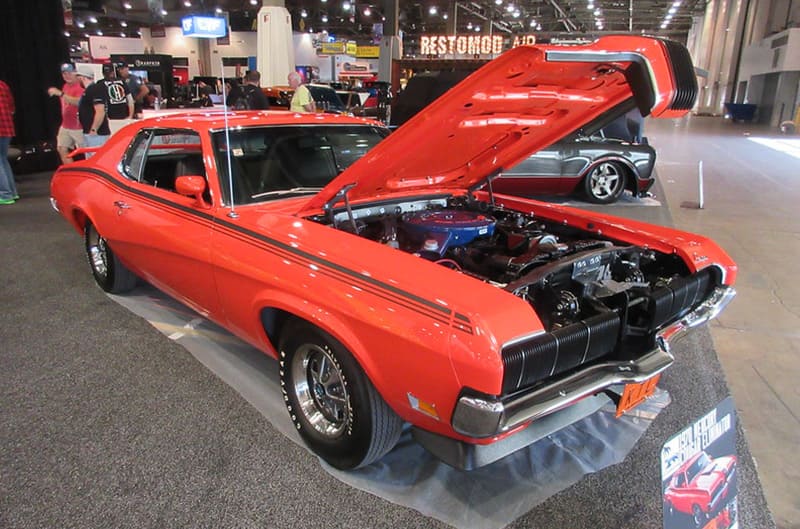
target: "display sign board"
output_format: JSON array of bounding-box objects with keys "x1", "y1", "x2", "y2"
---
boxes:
[
  {"x1": 356, "y1": 45, "x2": 380, "y2": 58},
  {"x1": 420, "y1": 35, "x2": 504, "y2": 56},
  {"x1": 181, "y1": 15, "x2": 227, "y2": 39},
  {"x1": 320, "y1": 42, "x2": 346, "y2": 55},
  {"x1": 661, "y1": 397, "x2": 738, "y2": 529},
  {"x1": 418, "y1": 34, "x2": 539, "y2": 57},
  {"x1": 346, "y1": 40, "x2": 358, "y2": 56}
]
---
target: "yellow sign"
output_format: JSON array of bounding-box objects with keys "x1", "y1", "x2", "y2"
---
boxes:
[
  {"x1": 420, "y1": 35, "x2": 504, "y2": 56},
  {"x1": 356, "y1": 45, "x2": 380, "y2": 58},
  {"x1": 346, "y1": 40, "x2": 358, "y2": 56},
  {"x1": 320, "y1": 42, "x2": 346, "y2": 55}
]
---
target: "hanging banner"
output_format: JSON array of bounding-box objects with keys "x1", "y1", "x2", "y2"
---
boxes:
[{"x1": 356, "y1": 45, "x2": 380, "y2": 58}]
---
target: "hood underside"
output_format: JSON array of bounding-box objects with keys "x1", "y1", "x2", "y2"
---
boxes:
[{"x1": 300, "y1": 36, "x2": 696, "y2": 213}]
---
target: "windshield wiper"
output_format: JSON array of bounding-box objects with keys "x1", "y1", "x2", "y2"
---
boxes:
[{"x1": 251, "y1": 187, "x2": 322, "y2": 199}]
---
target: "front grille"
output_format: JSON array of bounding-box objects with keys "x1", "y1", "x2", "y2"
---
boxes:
[
  {"x1": 649, "y1": 269, "x2": 712, "y2": 330},
  {"x1": 501, "y1": 268, "x2": 715, "y2": 395},
  {"x1": 502, "y1": 312, "x2": 619, "y2": 394}
]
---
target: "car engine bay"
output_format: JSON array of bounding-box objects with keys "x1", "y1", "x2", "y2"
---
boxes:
[{"x1": 313, "y1": 195, "x2": 718, "y2": 342}]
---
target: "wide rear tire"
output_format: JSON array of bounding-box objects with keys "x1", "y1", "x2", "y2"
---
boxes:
[
  {"x1": 84, "y1": 221, "x2": 137, "y2": 293},
  {"x1": 279, "y1": 321, "x2": 403, "y2": 470}
]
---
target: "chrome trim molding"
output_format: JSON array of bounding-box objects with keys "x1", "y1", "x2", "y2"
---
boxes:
[{"x1": 452, "y1": 285, "x2": 736, "y2": 438}]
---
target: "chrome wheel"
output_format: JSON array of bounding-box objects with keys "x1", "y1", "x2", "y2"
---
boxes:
[
  {"x1": 291, "y1": 343, "x2": 350, "y2": 438},
  {"x1": 86, "y1": 226, "x2": 109, "y2": 280},
  {"x1": 586, "y1": 161, "x2": 626, "y2": 203},
  {"x1": 84, "y1": 221, "x2": 137, "y2": 293}
]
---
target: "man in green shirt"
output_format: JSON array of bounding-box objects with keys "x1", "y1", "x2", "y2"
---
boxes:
[{"x1": 288, "y1": 71, "x2": 315, "y2": 113}]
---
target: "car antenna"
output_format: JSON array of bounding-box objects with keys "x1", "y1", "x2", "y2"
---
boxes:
[{"x1": 220, "y1": 61, "x2": 238, "y2": 219}]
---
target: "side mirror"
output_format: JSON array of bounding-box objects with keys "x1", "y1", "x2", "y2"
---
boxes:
[{"x1": 175, "y1": 175, "x2": 210, "y2": 208}]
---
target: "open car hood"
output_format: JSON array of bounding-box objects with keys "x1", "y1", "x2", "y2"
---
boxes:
[{"x1": 300, "y1": 35, "x2": 696, "y2": 213}]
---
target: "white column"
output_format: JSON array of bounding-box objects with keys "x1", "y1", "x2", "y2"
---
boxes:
[{"x1": 256, "y1": 4, "x2": 295, "y2": 87}]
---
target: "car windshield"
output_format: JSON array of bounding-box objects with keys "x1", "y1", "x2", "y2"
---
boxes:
[
  {"x1": 686, "y1": 452, "x2": 712, "y2": 483},
  {"x1": 212, "y1": 124, "x2": 387, "y2": 205}
]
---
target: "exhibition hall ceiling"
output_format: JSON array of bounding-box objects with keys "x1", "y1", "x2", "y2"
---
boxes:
[{"x1": 67, "y1": 0, "x2": 704, "y2": 42}]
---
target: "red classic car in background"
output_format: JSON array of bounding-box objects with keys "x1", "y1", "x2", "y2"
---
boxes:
[
  {"x1": 664, "y1": 451, "x2": 738, "y2": 527},
  {"x1": 50, "y1": 36, "x2": 736, "y2": 471}
]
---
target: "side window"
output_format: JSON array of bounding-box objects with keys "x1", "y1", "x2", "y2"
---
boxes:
[
  {"x1": 123, "y1": 129, "x2": 204, "y2": 195},
  {"x1": 120, "y1": 130, "x2": 152, "y2": 182}
]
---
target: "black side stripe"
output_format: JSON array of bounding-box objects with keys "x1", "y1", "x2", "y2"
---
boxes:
[{"x1": 59, "y1": 166, "x2": 474, "y2": 332}]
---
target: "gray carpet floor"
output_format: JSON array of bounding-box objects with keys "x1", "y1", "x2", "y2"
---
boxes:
[{"x1": 0, "y1": 170, "x2": 775, "y2": 528}]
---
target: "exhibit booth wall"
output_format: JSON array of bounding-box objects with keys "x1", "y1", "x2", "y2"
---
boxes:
[{"x1": 0, "y1": 0, "x2": 69, "y2": 144}]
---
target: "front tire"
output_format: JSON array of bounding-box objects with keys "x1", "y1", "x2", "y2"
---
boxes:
[
  {"x1": 279, "y1": 321, "x2": 403, "y2": 470},
  {"x1": 84, "y1": 221, "x2": 137, "y2": 293},
  {"x1": 584, "y1": 161, "x2": 627, "y2": 204},
  {"x1": 692, "y1": 504, "x2": 708, "y2": 528}
]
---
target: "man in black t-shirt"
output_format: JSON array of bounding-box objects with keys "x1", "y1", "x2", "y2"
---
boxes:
[
  {"x1": 239, "y1": 70, "x2": 270, "y2": 110},
  {"x1": 98, "y1": 63, "x2": 133, "y2": 135},
  {"x1": 76, "y1": 66, "x2": 111, "y2": 155}
]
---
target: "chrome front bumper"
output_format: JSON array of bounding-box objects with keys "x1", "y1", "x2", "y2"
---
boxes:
[{"x1": 452, "y1": 285, "x2": 736, "y2": 438}]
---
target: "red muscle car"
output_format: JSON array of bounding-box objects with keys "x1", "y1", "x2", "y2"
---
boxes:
[
  {"x1": 50, "y1": 36, "x2": 736, "y2": 471},
  {"x1": 664, "y1": 451, "x2": 737, "y2": 527}
]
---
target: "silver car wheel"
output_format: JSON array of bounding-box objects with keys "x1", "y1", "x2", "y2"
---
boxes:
[
  {"x1": 86, "y1": 228, "x2": 109, "y2": 280},
  {"x1": 588, "y1": 162, "x2": 622, "y2": 200},
  {"x1": 291, "y1": 343, "x2": 350, "y2": 438}
]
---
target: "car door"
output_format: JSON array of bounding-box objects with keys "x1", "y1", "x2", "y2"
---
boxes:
[
  {"x1": 493, "y1": 145, "x2": 566, "y2": 195},
  {"x1": 107, "y1": 127, "x2": 221, "y2": 318}
]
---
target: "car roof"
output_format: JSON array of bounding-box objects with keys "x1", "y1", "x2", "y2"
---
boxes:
[{"x1": 134, "y1": 109, "x2": 378, "y2": 130}]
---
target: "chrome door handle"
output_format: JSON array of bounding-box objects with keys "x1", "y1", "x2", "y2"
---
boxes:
[{"x1": 113, "y1": 201, "x2": 131, "y2": 209}]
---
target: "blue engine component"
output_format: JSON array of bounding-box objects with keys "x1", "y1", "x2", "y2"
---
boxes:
[{"x1": 402, "y1": 210, "x2": 496, "y2": 256}]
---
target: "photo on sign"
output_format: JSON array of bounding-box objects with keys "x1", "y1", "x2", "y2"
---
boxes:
[{"x1": 661, "y1": 397, "x2": 738, "y2": 529}]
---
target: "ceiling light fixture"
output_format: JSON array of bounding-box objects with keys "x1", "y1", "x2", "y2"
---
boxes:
[
  {"x1": 121, "y1": 32, "x2": 126, "y2": 37},
  {"x1": 467, "y1": 21, "x2": 473, "y2": 29},
  {"x1": 76, "y1": 21, "x2": 85, "y2": 28},
  {"x1": 668, "y1": 6, "x2": 677, "y2": 14},
  {"x1": 442, "y1": 12, "x2": 448, "y2": 19},
  {"x1": 594, "y1": 8, "x2": 601, "y2": 16},
  {"x1": 505, "y1": 4, "x2": 514, "y2": 13},
  {"x1": 665, "y1": 13, "x2": 673, "y2": 20},
  {"x1": 343, "y1": 1, "x2": 351, "y2": 10},
  {"x1": 215, "y1": 7, "x2": 223, "y2": 13},
  {"x1": 363, "y1": 7, "x2": 371, "y2": 16},
  {"x1": 64, "y1": 30, "x2": 70, "y2": 37},
  {"x1": 301, "y1": 9, "x2": 308, "y2": 17},
  {"x1": 96, "y1": 30, "x2": 103, "y2": 35},
  {"x1": 660, "y1": 22, "x2": 667, "y2": 28},
  {"x1": 495, "y1": 0, "x2": 502, "y2": 4},
  {"x1": 512, "y1": 10, "x2": 520, "y2": 18},
  {"x1": 529, "y1": 19, "x2": 536, "y2": 26},
  {"x1": 474, "y1": 25, "x2": 481, "y2": 32},
  {"x1": 160, "y1": 8, "x2": 168, "y2": 16},
  {"x1": 429, "y1": 6, "x2": 437, "y2": 15},
  {"x1": 120, "y1": 20, "x2": 128, "y2": 27},
  {"x1": 250, "y1": 0, "x2": 258, "y2": 4},
  {"x1": 183, "y1": 0, "x2": 191, "y2": 7},
  {"x1": 321, "y1": 14, "x2": 328, "y2": 22},
  {"x1": 588, "y1": 2, "x2": 594, "y2": 9},
  {"x1": 88, "y1": 16, "x2": 97, "y2": 23},
  {"x1": 123, "y1": 2, "x2": 132, "y2": 9}
]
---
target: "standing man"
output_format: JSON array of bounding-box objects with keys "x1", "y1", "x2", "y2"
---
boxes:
[
  {"x1": 78, "y1": 65, "x2": 111, "y2": 154},
  {"x1": 240, "y1": 70, "x2": 270, "y2": 110},
  {"x1": 117, "y1": 63, "x2": 148, "y2": 118},
  {"x1": 0, "y1": 79, "x2": 19, "y2": 205},
  {"x1": 99, "y1": 63, "x2": 133, "y2": 135},
  {"x1": 47, "y1": 63, "x2": 86, "y2": 164},
  {"x1": 288, "y1": 71, "x2": 315, "y2": 113}
]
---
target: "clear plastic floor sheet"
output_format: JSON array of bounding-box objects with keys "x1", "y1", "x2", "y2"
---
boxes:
[{"x1": 110, "y1": 285, "x2": 669, "y2": 529}]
